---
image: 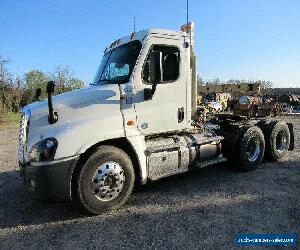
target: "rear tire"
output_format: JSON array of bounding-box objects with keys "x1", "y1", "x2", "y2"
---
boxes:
[
  {"x1": 265, "y1": 121, "x2": 290, "y2": 161},
  {"x1": 75, "y1": 145, "x2": 135, "y2": 214},
  {"x1": 238, "y1": 126, "x2": 265, "y2": 171}
]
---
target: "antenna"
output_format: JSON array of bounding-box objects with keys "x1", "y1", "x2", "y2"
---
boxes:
[
  {"x1": 186, "y1": 0, "x2": 189, "y2": 26},
  {"x1": 133, "y1": 16, "x2": 138, "y2": 32},
  {"x1": 186, "y1": 0, "x2": 192, "y2": 48}
]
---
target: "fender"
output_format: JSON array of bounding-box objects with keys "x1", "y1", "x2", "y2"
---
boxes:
[
  {"x1": 58, "y1": 112, "x2": 125, "y2": 159},
  {"x1": 126, "y1": 134, "x2": 148, "y2": 185}
]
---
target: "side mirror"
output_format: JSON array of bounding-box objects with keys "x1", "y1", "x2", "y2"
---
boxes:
[
  {"x1": 35, "y1": 88, "x2": 41, "y2": 101},
  {"x1": 144, "y1": 88, "x2": 153, "y2": 101},
  {"x1": 46, "y1": 81, "x2": 55, "y2": 94},
  {"x1": 46, "y1": 81, "x2": 58, "y2": 124},
  {"x1": 144, "y1": 51, "x2": 162, "y2": 100}
]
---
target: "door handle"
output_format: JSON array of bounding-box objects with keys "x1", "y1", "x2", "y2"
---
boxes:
[{"x1": 178, "y1": 107, "x2": 184, "y2": 123}]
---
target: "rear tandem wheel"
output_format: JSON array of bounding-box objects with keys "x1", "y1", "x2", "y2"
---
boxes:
[{"x1": 238, "y1": 126, "x2": 265, "y2": 171}]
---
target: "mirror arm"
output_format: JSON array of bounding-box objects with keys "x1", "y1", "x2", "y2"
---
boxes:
[{"x1": 151, "y1": 81, "x2": 157, "y2": 95}]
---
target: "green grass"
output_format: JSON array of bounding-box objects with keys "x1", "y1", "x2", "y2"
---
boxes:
[{"x1": 0, "y1": 111, "x2": 21, "y2": 127}]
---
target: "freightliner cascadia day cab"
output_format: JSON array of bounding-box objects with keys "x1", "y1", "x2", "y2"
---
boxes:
[{"x1": 19, "y1": 23, "x2": 294, "y2": 214}]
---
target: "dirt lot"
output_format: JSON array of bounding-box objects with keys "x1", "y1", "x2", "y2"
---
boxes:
[{"x1": 0, "y1": 117, "x2": 299, "y2": 249}]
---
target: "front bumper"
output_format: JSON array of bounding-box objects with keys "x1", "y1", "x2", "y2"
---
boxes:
[{"x1": 20, "y1": 156, "x2": 79, "y2": 201}]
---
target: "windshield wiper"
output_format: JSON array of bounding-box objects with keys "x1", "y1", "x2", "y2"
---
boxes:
[
  {"x1": 97, "y1": 79, "x2": 119, "y2": 84},
  {"x1": 98, "y1": 77, "x2": 128, "y2": 84}
]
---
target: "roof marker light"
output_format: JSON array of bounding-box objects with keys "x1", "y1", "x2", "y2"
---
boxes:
[{"x1": 181, "y1": 22, "x2": 192, "y2": 33}]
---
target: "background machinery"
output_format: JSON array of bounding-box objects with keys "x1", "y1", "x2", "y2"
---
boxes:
[{"x1": 197, "y1": 82, "x2": 283, "y2": 118}]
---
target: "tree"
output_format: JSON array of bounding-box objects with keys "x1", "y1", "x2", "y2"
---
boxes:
[
  {"x1": 24, "y1": 70, "x2": 49, "y2": 100},
  {"x1": 0, "y1": 55, "x2": 85, "y2": 112},
  {"x1": 258, "y1": 80, "x2": 273, "y2": 90},
  {"x1": 227, "y1": 79, "x2": 247, "y2": 84},
  {"x1": 197, "y1": 75, "x2": 205, "y2": 85},
  {"x1": 0, "y1": 56, "x2": 23, "y2": 112},
  {"x1": 0, "y1": 56, "x2": 11, "y2": 83},
  {"x1": 68, "y1": 77, "x2": 85, "y2": 90},
  {"x1": 24, "y1": 67, "x2": 84, "y2": 101},
  {"x1": 50, "y1": 66, "x2": 84, "y2": 93},
  {"x1": 206, "y1": 77, "x2": 222, "y2": 85}
]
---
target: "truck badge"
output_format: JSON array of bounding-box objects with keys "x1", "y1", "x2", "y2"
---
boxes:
[{"x1": 126, "y1": 97, "x2": 133, "y2": 105}]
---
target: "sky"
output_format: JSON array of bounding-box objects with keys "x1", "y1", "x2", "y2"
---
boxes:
[{"x1": 0, "y1": 0, "x2": 299, "y2": 87}]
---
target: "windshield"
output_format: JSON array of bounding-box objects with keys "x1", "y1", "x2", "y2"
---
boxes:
[{"x1": 93, "y1": 40, "x2": 142, "y2": 84}]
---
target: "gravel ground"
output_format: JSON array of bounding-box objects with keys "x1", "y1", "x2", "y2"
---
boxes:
[{"x1": 0, "y1": 117, "x2": 299, "y2": 249}]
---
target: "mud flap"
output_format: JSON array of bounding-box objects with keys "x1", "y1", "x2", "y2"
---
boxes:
[{"x1": 287, "y1": 123, "x2": 294, "y2": 151}]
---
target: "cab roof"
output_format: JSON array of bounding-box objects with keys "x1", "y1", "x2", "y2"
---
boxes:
[{"x1": 104, "y1": 29, "x2": 185, "y2": 53}]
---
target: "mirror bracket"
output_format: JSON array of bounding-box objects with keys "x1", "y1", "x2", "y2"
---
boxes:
[
  {"x1": 144, "y1": 88, "x2": 153, "y2": 101},
  {"x1": 143, "y1": 51, "x2": 162, "y2": 100}
]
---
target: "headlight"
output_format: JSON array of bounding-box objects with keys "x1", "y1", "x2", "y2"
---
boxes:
[{"x1": 29, "y1": 138, "x2": 58, "y2": 162}]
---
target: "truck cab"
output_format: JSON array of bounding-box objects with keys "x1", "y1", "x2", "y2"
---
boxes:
[{"x1": 19, "y1": 23, "x2": 294, "y2": 214}]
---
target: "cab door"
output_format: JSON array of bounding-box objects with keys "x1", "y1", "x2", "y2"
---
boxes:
[{"x1": 133, "y1": 36, "x2": 189, "y2": 135}]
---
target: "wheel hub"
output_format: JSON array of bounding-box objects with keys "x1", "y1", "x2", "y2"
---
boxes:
[
  {"x1": 92, "y1": 161, "x2": 125, "y2": 201},
  {"x1": 276, "y1": 130, "x2": 287, "y2": 153},
  {"x1": 246, "y1": 137, "x2": 260, "y2": 162}
]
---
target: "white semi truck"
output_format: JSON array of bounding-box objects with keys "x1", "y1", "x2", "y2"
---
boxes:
[{"x1": 19, "y1": 23, "x2": 294, "y2": 214}]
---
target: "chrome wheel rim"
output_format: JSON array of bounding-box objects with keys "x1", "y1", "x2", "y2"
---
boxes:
[
  {"x1": 276, "y1": 130, "x2": 287, "y2": 153},
  {"x1": 246, "y1": 137, "x2": 260, "y2": 162},
  {"x1": 92, "y1": 161, "x2": 125, "y2": 201}
]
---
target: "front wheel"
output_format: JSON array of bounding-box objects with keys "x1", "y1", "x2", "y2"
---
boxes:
[
  {"x1": 238, "y1": 126, "x2": 265, "y2": 171},
  {"x1": 75, "y1": 145, "x2": 135, "y2": 214}
]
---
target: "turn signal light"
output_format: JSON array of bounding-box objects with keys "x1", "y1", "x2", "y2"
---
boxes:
[{"x1": 127, "y1": 120, "x2": 135, "y2": 126}]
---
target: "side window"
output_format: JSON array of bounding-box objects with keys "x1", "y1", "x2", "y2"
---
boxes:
[{"x1": 142, "y1": 45, "x2": 180, "y2": 84}]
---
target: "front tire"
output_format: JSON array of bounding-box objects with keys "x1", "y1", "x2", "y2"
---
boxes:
[
  {"x1": 75, "y1": 145, "x2": 135, "y2": 214},
  {"x1": 238, "y1": 126, "x2": 265, "y2": 171}
]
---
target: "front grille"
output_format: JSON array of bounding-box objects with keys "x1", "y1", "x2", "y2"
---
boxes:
[
  {"x1": 18, "y1": 113, "x2": 25, "y2": 162},
  {"x1": 18, "y1": 107, "x2": 30, "y2": 164}
]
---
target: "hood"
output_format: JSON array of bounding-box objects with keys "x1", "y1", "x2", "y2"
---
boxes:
[{"x1": 27, "y1": 84, "x2": 121, "y2": 126}]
